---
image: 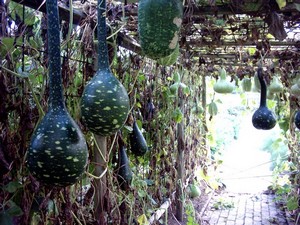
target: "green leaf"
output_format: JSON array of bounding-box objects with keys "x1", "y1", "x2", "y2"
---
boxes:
[
  {"x1": 0, "y1": 37, "x2": 22, "y2": 57},
  {"x1": 287, "y1": 195, "x2": 298, "y2": 211},
  {"x1": 208, "y1": 101, "x2": 218, "y2": 116},
  {"x1": 295, "y1": 3, "x2": 300, "y2": 12},
  {"x1": 138, "y1": 189, "x2": 147, "y2": 198},
  {"x1": 3, "y1": 181, "x2": 22, "y2": 193},
  {"x1": 172, "y1": 108, "x2": 183, "y2": 123},
  {"x1": 137, "y1": 214, "x2": 149, "y2": 225},
  {"x1": 247, "y1": 47, "x2": 256, "y2": 56},
  {"x1": 276, "y1": 0, "x2": 286, "y2": 9},
  {"x1": 173, "y1": 72, "x2": 181, "y2": 83},
  {"x1": 7, "y1": 201, "x2": 23, "y2": 217},
  {"x1": 10, "y1": 2, "x2": 36, "y2": 26}
]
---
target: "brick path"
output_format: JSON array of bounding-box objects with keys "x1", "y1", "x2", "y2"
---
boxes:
[{"x1": 202, "y1": 192, "x2": 290, "y2": 225}]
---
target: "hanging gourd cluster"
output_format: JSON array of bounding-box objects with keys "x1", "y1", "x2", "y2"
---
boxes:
[
  {"x1": 215, "y1": 65, "x2": 278, "y2": 130},
  {"x1": 27, "y1": 0, "x2": 183, "y2": 187},
  {"x1": 218, "y1": 65, "x2": 300, "y2": 131}
]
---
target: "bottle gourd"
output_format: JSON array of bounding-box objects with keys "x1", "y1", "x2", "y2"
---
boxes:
[
  {"x1": 27, "y1": 0, "x2": 88, "y2": 187},
  {"x1": 252, "y1": 67, "x2": 276, "y2": 130},
  {"x1": 138, "y1": 0, "x2": 183, "y2": 60},
  {"x1": 80, "y1": 0, "x2": 130, "y2": 136},
  {"x1": 213, "y1": 67, "x2": 234, "y2": 94}
]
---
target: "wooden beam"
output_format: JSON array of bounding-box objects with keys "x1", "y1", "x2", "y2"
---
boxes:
[
  {"x1": 188, "y1": 39, "x2": 297, "y2": 47},
  {"x1": 11, "y1": 0, "x2": 86, "y2": 24}
]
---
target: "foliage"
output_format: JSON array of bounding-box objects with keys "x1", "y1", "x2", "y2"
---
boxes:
[
  {"x1": 1, "y1": 0, "x2": 300, "y2": 223},
  {"x1": 212, "y1": 197, "x2": 234, "y2": 210}
]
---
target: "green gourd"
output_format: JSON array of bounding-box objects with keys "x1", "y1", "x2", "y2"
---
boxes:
[
  {"x1": 241, "y1": 77, "x2": 252, "y2": 92},
  {"x1": 27, "y1": 0, "x2": 88, "y2": 187},
  {"x1": 269, "y1": 76, "x2": 283, "y2": 93},
  {"x1": 290, "y1": 82, "x2": 300, "y2": 96},
  {"x1": 117, "y1": 145, "x2": 133, "y2": 190},
  {"x1": 252, "y1": 67, "x2": 276, "y2": 130},
  {"x1": 294, "y1": 111, "x2": 300, "y2": 129},
  {"x1": 253, "y1": 71, "x2": 261, "y2": 92},
  {"x1": 80, "y1": 0, "x2": 130, "y2": 136},
  {"x1": 130, "y1": 120, "x2": 148, "y2": 156},
  {"x1": 138, "y1": 0, "x2": 183, "y2": 59},
  {"x1": 213, "y1": 68, "x2": 234, "y2": 94},
  {"x1": 188, "y1": 183, "x2": 201, "y2": 198}
]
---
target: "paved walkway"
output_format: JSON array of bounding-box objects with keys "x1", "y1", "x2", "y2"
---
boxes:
[
  {"x1": 202, "y1": 192, "x2": 290, "y2": 225},
  {"x1": 200, "y1": 94, "x2": 292, "y2": 225}
]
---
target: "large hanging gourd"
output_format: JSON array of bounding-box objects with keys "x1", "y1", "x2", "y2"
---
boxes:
[
  {"x1": 138, "y1": 0, "x2": 183, "y2": 60},
  {"x1": 27, "y1": 0, "x2": 88, "y2": 187},
  {"x1": 252, "y1": 67, "x2": 277, "y2": 130},
  {"x1": 80, "y1": 0, "x2": 130, "y2": 136}
]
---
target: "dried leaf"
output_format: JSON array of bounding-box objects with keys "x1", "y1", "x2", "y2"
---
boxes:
[{"x1": 265, "y1": 12, "x2": 287, "y2": 41}]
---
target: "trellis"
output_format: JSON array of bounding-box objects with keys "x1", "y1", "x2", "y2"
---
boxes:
[{"x1": 1, "y1": 0, "x2": 300, "y2": 224}]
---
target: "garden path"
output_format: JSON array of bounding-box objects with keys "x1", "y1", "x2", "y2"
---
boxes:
[{"x1": 201, "y1": 96, "x2": 291, "y2": 225}]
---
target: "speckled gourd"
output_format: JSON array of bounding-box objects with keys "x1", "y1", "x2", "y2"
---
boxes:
[
  {"x1": 130, "y1": 120, "x2": 148, "y2": 156},
  {"x1": 27, "y1": 0, "x2": 88, "y2": 187},
  {"x1": 252, "y1": 67, "x2": 277, "y2": 130},
  {"x1": 80, "y1": 0, "x2": 130, "y2": 136},
  {"x1": 117, "y1": 145, "x2": 133, "y2": 190},
  {"x1": 294, "y1": 111, "x2": 300, "y2": 129},
  {"x1": 138, "y1": 0, "x2": 183, "y2": 59}
]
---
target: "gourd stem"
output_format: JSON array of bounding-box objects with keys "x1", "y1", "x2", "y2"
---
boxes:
[
  {"x1": 47, "y1": 0, "x2": 64, "y2": 108},
  {"x1": 97, "y1": 0, "x2": 110, "y2": 71},
  {"x1": 257, "y1": 67, "x2": 267, "y2": 107}
]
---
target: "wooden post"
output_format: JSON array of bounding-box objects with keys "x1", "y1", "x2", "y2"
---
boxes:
[
  {"x1": 93, "y1": 135, "x2": 107, "y2": 225},
  {"x1": 201, "y1": 72, "x2": 208, "y2": 152},
  {"x1": 175, "y1": 88, "x2": 185, "y2": 221}
]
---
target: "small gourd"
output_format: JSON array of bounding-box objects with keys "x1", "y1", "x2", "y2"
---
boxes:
[
  {"x1": 253, "y1": 71, "x2": 261, "y2": 92},
  {"x1": 213, "y1": 67, "x2": 234, "y2": 94},
  {"x1": 27, "y1": 0, "x2": 88, "y2": 187},
  {"x1": 117, "y1": 145, "x2": 133, "y2": 190},
  {"x1": 290, "y1": 77, "x2": 300, "y2": 96},
  {"x1": 188, "y1": 183, "x2": 201, "y2": 198},
  {"x1": 130, "y1": 120, "x2": 148, "y2": 156},
  {"x1": 138, "y1": 0, "x2": 183, "y2": 59},
  {"x1": 241, "y1": 77, "x2": 252, "y2": 92},
  {"x1": 252, "y1": 67, "x2": 276, "y2": 130},
  {"x1": 269, "y1": 76, "x2": 283, "y2": 93},
  {"x1": 294, "y1": 111, "x2": 300, "y2": 129},
  {"x1": 80, "y1": 0, "x2": 130, "y2": 136}
]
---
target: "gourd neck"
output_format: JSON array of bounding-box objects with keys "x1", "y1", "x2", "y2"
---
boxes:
[
  {"x1": 219, "y1": 68, "x2": 226, "y2": 80},
  {"x1": 47, "y1": 0, "x2": 65, "y2": 109},
  {"x1": 97, "y1": 0, "x2": 109, "y2": 71},
  {"x1": 257, "y1": 67, "x2": 267, "y2": 107}
]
